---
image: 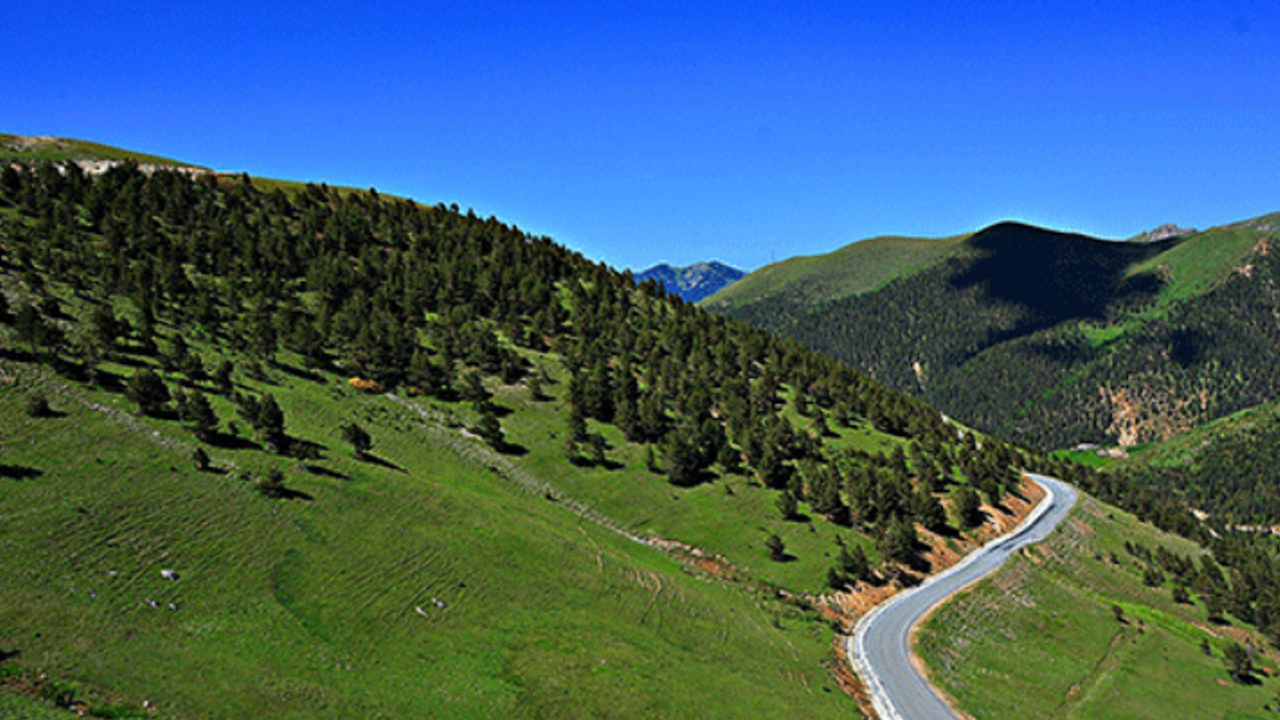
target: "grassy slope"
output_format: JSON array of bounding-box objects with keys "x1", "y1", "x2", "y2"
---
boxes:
[
  {"x1": 701, "y1": 234, "x2": 968, "y2": 318},
  {"x1": 917, "y1": 494, "x2": 1279, "y2": 720},
  {"x1": 0, "y1": 212, "x2": 884, "y2": 720},
  {"x1": 0, "y1": 348, "x2": 857, "y2": 720},
  {"x1": 0, "y1": 135, "x2": 198, "y2": 168},
  {"x1": 485, "y1": 366, "x2": 899, "y2": 594},
  {"x1": 1129, "y1": 216, "x2": 1277, "y2": 309}
]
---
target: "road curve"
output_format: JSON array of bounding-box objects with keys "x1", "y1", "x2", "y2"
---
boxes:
[{"x1": 848, "y1": 473, "x2": 1079, "y2": 720}]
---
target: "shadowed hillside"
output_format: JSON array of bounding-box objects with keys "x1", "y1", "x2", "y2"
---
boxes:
[{"x1": 715, "y1": 217, "x2": 1280, "y2": 451}]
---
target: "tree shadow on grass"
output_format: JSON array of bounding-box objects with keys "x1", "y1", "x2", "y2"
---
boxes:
[
  {"x1": 0, "y1": 465, "x2": 44, "y2": 480},
  {"x1": 362, "y1": 453, "x2": 406, "y2": 473},
  {"x1": 272, "y1": 359, "x2": 324, "y2": 384},
  {"x1": 277, "y1": 487, "x2": 315, "y2": 501},
  {"x1": 209, "y1": 432, "x2": 260, "y2": 451},
  {"x1": 1227, "y1": 671, "x2": 1263, "y2": 686},
  {"x1": 666, "y1": 468, "x2": 718, "y2": 489},
  {"x1": 304, "y1": 465, "x2": 350, "y2": 481},
  {"x1": 0, "y1": 648, "x2": 18, "y2": 663},
  {"x1": 494, "y1": 441, "x2": 529, "y2": 457},
  {"x1": 84, "y1": 368, "x2": 126, "y2": 392}
]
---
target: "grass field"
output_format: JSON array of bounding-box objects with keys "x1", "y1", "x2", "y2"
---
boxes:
[{"x1": 916, "y1": 495, "x2": 1280, "y2": 720}]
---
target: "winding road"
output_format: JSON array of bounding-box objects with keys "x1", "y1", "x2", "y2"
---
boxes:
[{"x1": 848, "y1": 473, "x2": 1079, "y2": 720}]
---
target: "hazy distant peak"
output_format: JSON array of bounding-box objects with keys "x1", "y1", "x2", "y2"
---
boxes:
[{"x1": 635, "y1": 261, "x2": 746, "y2": 302}]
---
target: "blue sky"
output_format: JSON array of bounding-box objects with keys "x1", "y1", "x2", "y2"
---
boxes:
[{"x1": 4, "y1": 2, "x2": 1277, "y2": 270}]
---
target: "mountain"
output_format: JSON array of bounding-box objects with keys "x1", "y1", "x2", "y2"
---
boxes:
[
  {"x1": 635, "y1": 261, "x2": 745, "y2": 302},
  {"x1": 3, "y1": 136, "x2": 1277, "y2": 720},
  {"x1": 0, "y1": 136, "x2": 1052, "y2": 718},
  {"x1": 710, "y1": 217, "x2": 1280, "y2": 452}
]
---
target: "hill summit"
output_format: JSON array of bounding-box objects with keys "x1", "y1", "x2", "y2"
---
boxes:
[{"x1": 635, "y1": 260, "x2": 745, "y2": 302}]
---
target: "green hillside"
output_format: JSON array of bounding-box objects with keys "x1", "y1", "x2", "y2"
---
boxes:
[
  {"x1": 1059, "y1": 396, "x2": 1280, "y2": 524},
  {"x1": 0, "y1": 344, "x2": 863, "y2": 720},
  {"x1": 0, "y1": 141, "x2": 1058, "y2": 718},
  {"x1": 919, "y1": 494, "x2": 1280, "y2": 720},
  {"x1": 701, "y1": 233, "x2": 968, "y2": 327},
  {"x1": 713, "y1": 219, "x2": 1280, "y2": 451}
]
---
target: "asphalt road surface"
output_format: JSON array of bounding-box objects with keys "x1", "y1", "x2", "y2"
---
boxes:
[{"x1": 848, "y1": 474, "x2": 1079, "y2": 720}]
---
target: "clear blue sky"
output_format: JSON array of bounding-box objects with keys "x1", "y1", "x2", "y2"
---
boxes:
[{"x1": 4, "y1": 2, "x2": 1277, "y2": 271}]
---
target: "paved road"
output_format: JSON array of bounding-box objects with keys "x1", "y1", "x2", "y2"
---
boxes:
[{"x1": 848, "y1": 474, "x2": 1079, "y2": 720}]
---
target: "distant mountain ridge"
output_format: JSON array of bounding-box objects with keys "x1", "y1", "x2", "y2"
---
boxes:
[
  {"x1": 710, "y1": 215, "x2": 1280, "y2": 451},
  {"x1": 635, "y1": 260, "x2": 745, "y2": 302}
]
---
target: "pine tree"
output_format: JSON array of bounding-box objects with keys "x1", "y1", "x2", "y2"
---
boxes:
[
  {"x1": 255, "y1": 394, "x2": 287, "y2": 452},
  {"x1": 460, "y1": 368, "x2": 489, "y2": 404},
  {"x1": 257, "y1": 467, "x2": 288, "y2": 499},
  {"x1": 473, "y1": 404, "x2": 504, "y2": 449},
  {"x1": 186, "y1": 390, "x2": 218, "y2": 442},
  {"x1": 1223, "y1": 642, "x2": 1254, "y2": 682},
  {"x1": 342, "y1": 421, "x2": 373, "y2": 459},
  {"x1": 764, "y1": 534, "x2": 786, "y2": 561},
  {"x1": 839, "y1": 542, "x2": 871, "y2": 583},
  {"x1": 527, "y1": 369, "x2": 546, "y2": 401},
  {"x1": 568, "y1": 402, "x2": 588, "y2": 443},
  {"x1": 664, "y1": 433, "x2": 702, "y2": 487},
  {"x1": 880, "y1": 518, "x2": 918, "y2": 565},
  {"x1": 214, "y1": 360, "x2": 235, "y2": 395},
  {"x1": 192, "y1": 447, "x2": 211, "y2": 472},
  {"x1": 756, "y1": 445, "x2": 788, "y2": 489},
  {"x1": 951, "y1": 484, "x2": 983, "y2": 530},
  {"x1": 776, "y1": 490, "x2": 799, "y2": 520},
  {"x1": 590, "y1": 434, "x2": 607, "y2": 466},
  {"x1": 126, "y1": 369, "x2": 170, "y2": 417},
  {"x1": 914, "y1": 488, "x2": 949, "y2": 532}
]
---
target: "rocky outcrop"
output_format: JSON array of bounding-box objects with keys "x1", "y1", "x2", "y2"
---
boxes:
[{"x1": 1131, "y1": 223, "x2": 1196, "y2": 243}]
